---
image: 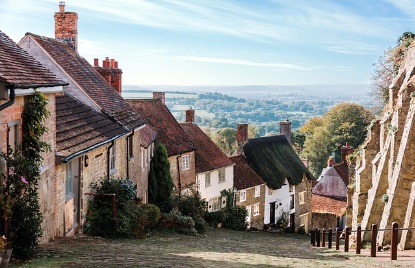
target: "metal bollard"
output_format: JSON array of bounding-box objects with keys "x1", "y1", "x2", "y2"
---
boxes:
[
  {"x1": 344, "y1": 226, "x2": 350, "y2": 252},
  {"x1": 391, "y1": 222, "x2": 398, "y2": 261},
  {"x1": 322, "y1": 229, "x2": 326, "y2": 248},
  {"x1": 356, "y1": 225, "x2": 361, "y2": 254},
  {"x1": 311, "y1": 229, "x2": 315, "y2": 246},
  {"x1": 316, "y1": 229, "x2": 321, "y2": 247},
  {"x1": 335, "y1": 227, "x2": 340, "y2": 250},
  {"x1": 328, "y1": 228, "x2": 332, "y2": 249},
  {"x1": 371, "y1": 224, "x2": 377, "y2": 257}
]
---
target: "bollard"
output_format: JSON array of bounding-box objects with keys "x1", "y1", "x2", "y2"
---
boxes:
[
  {"x1": 371, "y1": 224, "x2": 377, "y2": 257},
  {"x1": 311, "y1": 229, "x2": 315, "y2": 246},
  {"x1": 391, "y1": 222, "x2": 398, "y2": 261},
  {"x1": 322, "y1": 229, "x2": 326, "y2": 247},
  {"x1": 316, "y1": 229, "x2": 321, "y2": 247},
  {"x1": 328, "y1": 228, "x2": 332, "y2": 249},
  {"x1": 335, "y1": 227, "x2": 340, "y2": 250},
  {"x1": 356, "y1": 225, "x2": 361, "y2": 254},
  {"x1": 344, "y1": 226, "x2": 350, "y2": 252}
]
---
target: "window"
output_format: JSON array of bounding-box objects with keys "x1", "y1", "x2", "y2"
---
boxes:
[
  {"x1": 298, "y1": 191, "x2": 306, "y2": 204},
  {"x1": 110, "y1": 144, "x2": 116, "y2": 171},
  {"x1": 212, "y1": 197, "x2": 221, "y2": 211},
  {"x1": 205, "y1": 172, "x2": 211, "y2": 187},
  {"x1": 182, "y1": 154, "x2": 190, "y2": 170},
  {"x1": 290, "y1": 194, "x2": 295, "y2": 209},
  {"x1": 253, "y1": 203, "x2": 260, "y2": 216},
  {"x1": 239, "y1": 190, "x2": 246, "y2": 202},
  {"x1": 300, "y1": 213, "x2": 309, "y2": 227},
  {"x1": 7, "y1": 120, "x2": 19, "y2": 153},
  {"x1": 141, "y1": 148, "x2": 144, "y2": 171},
  {"x1": 255, "y1": 185, "x2": 260, "y2": 197},
  {"x1": 128, "y1": 135, "x2": 133, "y2": 159},
  {"x1": 218, "y1": 168, "x2": 225, "y2": 183},
  {"x1": 66, "y1": 161, "x2": 73, "y2": 200}
]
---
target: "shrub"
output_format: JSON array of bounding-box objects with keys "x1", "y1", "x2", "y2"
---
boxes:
[
  {"x1": 159, "y1": 208, "x2": 197, "y2": 235},
  {"x1": 222, "y1": 206, "x2": 248, "y2": 231},
  {"x1": 130, "y1": 203, "x2": 161, "y2": 238},
  {"x1": 84, "y1": 178, "x2": 136, "y2": 238},
  {"x1": 173, "y1": 193, "x2": 207, "y2": 234},
  {"x1": 205, "y1": 210, "x2": 222, "y2": 227}
]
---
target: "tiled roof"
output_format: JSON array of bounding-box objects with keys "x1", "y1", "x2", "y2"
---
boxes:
[
  {"x1": 230, "y1": 154, "x2": 265, "y2": 190},
  {"x1": 180, "y1": 123, "x2": 233, "y2": 173},
  {"x1": 312, "y1": 165, "x2": 347, "y2": 200},
  {"x1": 333, "y1": 162, "x2": 349, "y2": 185},
  {"x1": 312, "y1": 194, "x2": 346, "y2": 216},
  {"x1": 243, "y1": 135, "x2": 313, "y2": 189},
  {"x1": 56, "y1": 94, "x2": 128, "y2": 159},
  {"x1": 0, "y1": 31, "x2": 65, "y2": 88},
  {"x1": 128, "y1": 99, "x2": 195, "y2": 156},
  {"x1": 139, "y1": 125, "x2": 157, "y2": 148},
  {"x1": 26, "y1": 33, "x2": 145, "y2": 130}
]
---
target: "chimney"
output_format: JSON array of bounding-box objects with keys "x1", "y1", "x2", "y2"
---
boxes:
[
  {"x1": 341, "y1": 142, "x2": 354, "y2": 163},
  {"x1": 94, "y1": 57, "x2": 123, "y2": 94},
  {"x1": 185, "y1": 107, "x2": 195, "y2": 123},
  {"x1": 54, "y1": 1, "x2": 78, "y2": 51},
  {"x1": 237, "y1": 124, "x2": 248, "y2": 147},
  {"x1": 280, "y1": 119, "x2": 292, "y2": 144},
  {"x1": 153, "y1": 92, "x2": 165, "y2": 104},
  {"x1": 327, "y1": 156, "x2": 334, "y2": 167}
]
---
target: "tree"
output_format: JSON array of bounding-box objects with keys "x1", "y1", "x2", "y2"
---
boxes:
[
  {"x1": 300, "y1": 102, "x2": 374, "y2": 177},
  {"x1": 211, "y1": 128, "x2": 237, "y2": 156},
  {"x1": 148, "y1": 143, "x2": 174, "y2": 213}
]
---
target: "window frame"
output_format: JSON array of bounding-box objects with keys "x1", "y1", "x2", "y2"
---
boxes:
[
  {"x1": 110, "y1": 144, "x2": 116, "y2": 172},
  {"x1": 182, "y1": 154, "x2": 190, "y2": 170},
  {"x1": 218, "y1": 168, "x2": 225, "y2": 183},
  {"x1": 205, "y1": 172, "x2": 211, "y2": 187},
  {"x1": 239, "y1": 190, "x2": 246, "y2": 202},
  {"x1": 128, "y1": 135, "x2": 134, "y2": 159},
  {"x1": 65, "y1": 161, "x2": 74, "y2": 201},
  {"x1": 299, "y1": 191, "x2": 306, "y2": 204},
  {"x1": 255, "y1": 185, "x2": 261, "y2": 197},
  {"x1": 253, "y1": 203, "x2": 260, "y2": 216}
]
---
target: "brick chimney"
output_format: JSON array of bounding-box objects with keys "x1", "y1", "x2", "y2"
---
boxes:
[
  {"x1": 54, "y1": 1, "x2": 78, "y2": 51},
  {"x1": 341, "y1": 142, "x2": 354, "y2": 163},
  {"x1": 153, "y1": 92, "x2": 165, "y2": 104},
  {"x1": 236, "y1": 124, "x2": 248, "y2": 155},
  {"x1": 185, "y1": 107, "x2": 195, "y2": 123},
  {"x1": 93, "y1": 57, "x2": 123, "y2": 94},
  {"x1": 280, "y1": 119, "x2": 292, "y2": 144}
]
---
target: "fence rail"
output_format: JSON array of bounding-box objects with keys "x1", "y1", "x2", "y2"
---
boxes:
[{"x1": 310, "y1": 223, "x2": 415, "y2": 261}]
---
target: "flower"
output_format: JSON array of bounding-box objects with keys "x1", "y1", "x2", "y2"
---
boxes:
[{"x1": 21, "y1": 177, "x2": 28, "y2": 184}]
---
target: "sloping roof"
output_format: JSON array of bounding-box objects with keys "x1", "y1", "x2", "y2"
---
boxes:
[
  {"x1": 180, "y1": 123, "x2": 233, "y2": 173},
  {"x1": 25, "y1": 33, "x2": 145, "y2": 130},
  {"x1": 243, "y1": 135, "x2": 313, "y2": 189},
  {"x1": 230, "y1": 154, "x2": 265, "y2": 190},
  {"x1": 333, "y1": 162, "x2": 349, "y2": 185},
  {"x1": 312, "y1": 165, "x2": 347, "y2": 200},
  {"x1": 139, "y1": 125, "x2": 157, "y2": 148},
  {"x1": 56, "y1": 94, "x2": 128, "y2": 159},
  {"x1": 312, "y1": 194, "x2": 346, "y2": 216},
  {"x1": 0, "y1": 31, "x2": 65, "y2": 88},
  {"x1": 128, "y1": 99, "x2": 196, "y2": 156}
]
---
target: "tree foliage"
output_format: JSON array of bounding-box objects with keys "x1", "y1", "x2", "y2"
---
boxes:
[
  {"x1": 301, "y1": 102, "x2": 374, "y2": 176},
  {"x1": 211, "y1": 128, "x2": 237, "y2": 156},
  {"x1": 148, "y1": 143, "x2": 174, "y2": 213}
]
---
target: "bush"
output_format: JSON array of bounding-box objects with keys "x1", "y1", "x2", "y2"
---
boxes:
[
  {"x1": 84, "y1": 178, "x2": 136, "y2": 238},
  {"x1": 130, "y1": 203, "x2": 161, "y2": 238},
  {"x1": 205, "y1": 210, "x2": 222, "y2": 227},
  {"x1": 159, "y1": 208, "x2": 197, "y2": 235},
  {"x1": 222, "y1": 206, "x2": 248, "y2": 231},
  {"x1": 173, "y1": 193, "x2": 207, "y2": 234}
]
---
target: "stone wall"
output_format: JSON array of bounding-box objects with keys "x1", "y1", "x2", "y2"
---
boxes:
[
  {"x1": 235, "y1": 184, "x2": 266, "y2": 230},
  {"x1": 312, "y1": 213, "x2": 338, "y2": 230},
  {"x1": 169, "y1": 151, "x2": 196, "y2": 191},
  {"x1": 295, "y1": 177, "x2": 313, "y2": 233}
]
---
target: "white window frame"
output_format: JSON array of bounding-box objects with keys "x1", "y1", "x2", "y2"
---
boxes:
[
  {"x1": 7, "y1": 120, "x2": 19, "y2": 154},
  {"x1": 300, "y1": 213, "x2": 309, "y2": 227},
  {"x1": 205, "y1": 172, "x2": 211, "y2": 187},
  {"x1": 239, "y1": 190, "x2": 246, "y2": 202},
  {"x1": 299, "y1": 191, "x2": 306, "y2": 204},
  {"x1": 65, "y1": 161, "x2": 74, "y2": 201},
  {"x1": 255, "y1": 185, "x2": 260, "y2": 197},
  {"x1": 182, "y1": 154, "x2": 190, "y2": 170},
  {"x1": 110, "y1": 144, "x2": 116, "y2": 172},
  {"x1": 218, "y1": 168, "x2": 225, "y2": 183},
  {"x1": 253, "y1": 203, "x2": 260, "y2": 216}
]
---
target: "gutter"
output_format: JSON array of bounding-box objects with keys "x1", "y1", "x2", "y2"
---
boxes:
[
  {"x1": 0, "y1": 85, "x2": 16, "y2": 111},
  {"x1": 60, "y1": 133, "x2": 126, "y2": 163}
]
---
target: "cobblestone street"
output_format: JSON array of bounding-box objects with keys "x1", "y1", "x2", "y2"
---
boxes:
[{"x1": 10, "y1": 228, "x2": 414, "y2": 268}]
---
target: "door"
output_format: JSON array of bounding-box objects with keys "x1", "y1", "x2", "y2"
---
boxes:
[
  {"x1": 270, "y1": 202, "x2": 276, "y2": 225},
  {"x1": 65, "y1": 158, "x2": 80, "y2": 234},
  {"x1": 290, "y1": 213, "x2": 295, "y2": 233},
  {"x1": 246, "y1": 206, "x2": 252, "y2": 227}
]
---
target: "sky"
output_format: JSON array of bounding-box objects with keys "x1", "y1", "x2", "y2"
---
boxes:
[{"x1": 2, "y1": 0, "x2": 415, "y2": 86}]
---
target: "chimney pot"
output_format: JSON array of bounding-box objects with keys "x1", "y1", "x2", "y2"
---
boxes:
[
  {"x1": 94, "y1": 58, "x2": 99, "y2": 67},
  {"x1": 114, "y1": 61, "x2": 118, "y2": 68},
  {"x1": 59, "y1": 1, "x2": 65, "y2": 12},
  {"x1": 237, "y1": 124, "x2": 248, "y2": 147},
  {"x1": 110, "y1": 59, "x2": 115, "y2": 68},
  {"x1": 280, "y1": 119, "x2": 292, "y2": 144},
  {"x1": 102, "y1": 60, "x2": 107, "y2": 68}
]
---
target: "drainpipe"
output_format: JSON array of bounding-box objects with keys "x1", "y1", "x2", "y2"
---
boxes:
[
  {"x1": 126, "y1": 132, "x2": 134, "y2": 179},
  {"x1": 176, "y1": 154, "x2": 182, "y2": 197},
  {"x1": 107, "y1": 141, "x2": 114, "y2": 181},
  {"x1": 0, "y1": 85, "x2": 16, "y2": 112}
]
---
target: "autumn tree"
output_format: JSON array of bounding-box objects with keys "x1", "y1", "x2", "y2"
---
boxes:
[
  {"x1": 301, "y1": 103, "x2": 374, "y2": 176},
  {"x1": 211, "y1": 128, "x2": 237, "y2": 156}
]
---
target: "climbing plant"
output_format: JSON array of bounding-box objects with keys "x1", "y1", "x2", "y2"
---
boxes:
[{"x1": 0, "y1": 90, "x2": 49, "y2": 260}]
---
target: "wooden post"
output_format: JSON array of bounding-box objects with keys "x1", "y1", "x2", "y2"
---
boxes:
[
  {"x1": 371, "y1": 224, "x2": 377, "y2": 257},
  {"x1": 356, "y1": 225, "x2": 361, "y2": 254},
  {"x1": 344, "y1": 226, "x2": 350, "y2": 252},
  {"x1": 311, "y1": 229, "x2": 315, "y2": 246},
  {"x1": 328, "y1": 228, "x2": 332, "y2": 249},
  {"x1": 391, "y1": 222, "x2": 398, "y2": 261},
  {"x1": 335, "y1": 227, "x2": 340, "y2": 250},
  {"x1": 322, "y1": 229, "x2": 326, "y2": 247},
  {"x1": 316, "y1": 229, "x2": 320, "y2": 247}
]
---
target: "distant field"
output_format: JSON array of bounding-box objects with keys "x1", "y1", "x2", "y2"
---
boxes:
[{"x1": 122, "y1": 91, "x2": 197, "y2": 99}]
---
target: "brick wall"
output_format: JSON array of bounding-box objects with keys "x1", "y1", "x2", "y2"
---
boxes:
[
  {"x1": 169, "y1": 151, "x2": 196, "y2": 191},
  {"x1": 54, "y1": 4, "x2": 78, "y2": 51}
]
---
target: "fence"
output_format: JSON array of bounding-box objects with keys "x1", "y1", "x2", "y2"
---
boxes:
[{"x1": 310, "y1": 222, "x2": 415, "y2": 261}]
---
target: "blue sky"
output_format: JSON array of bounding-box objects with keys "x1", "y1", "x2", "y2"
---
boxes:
[{"x1": 2, "y1": 0, "x2": 415, "y2": 86}]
